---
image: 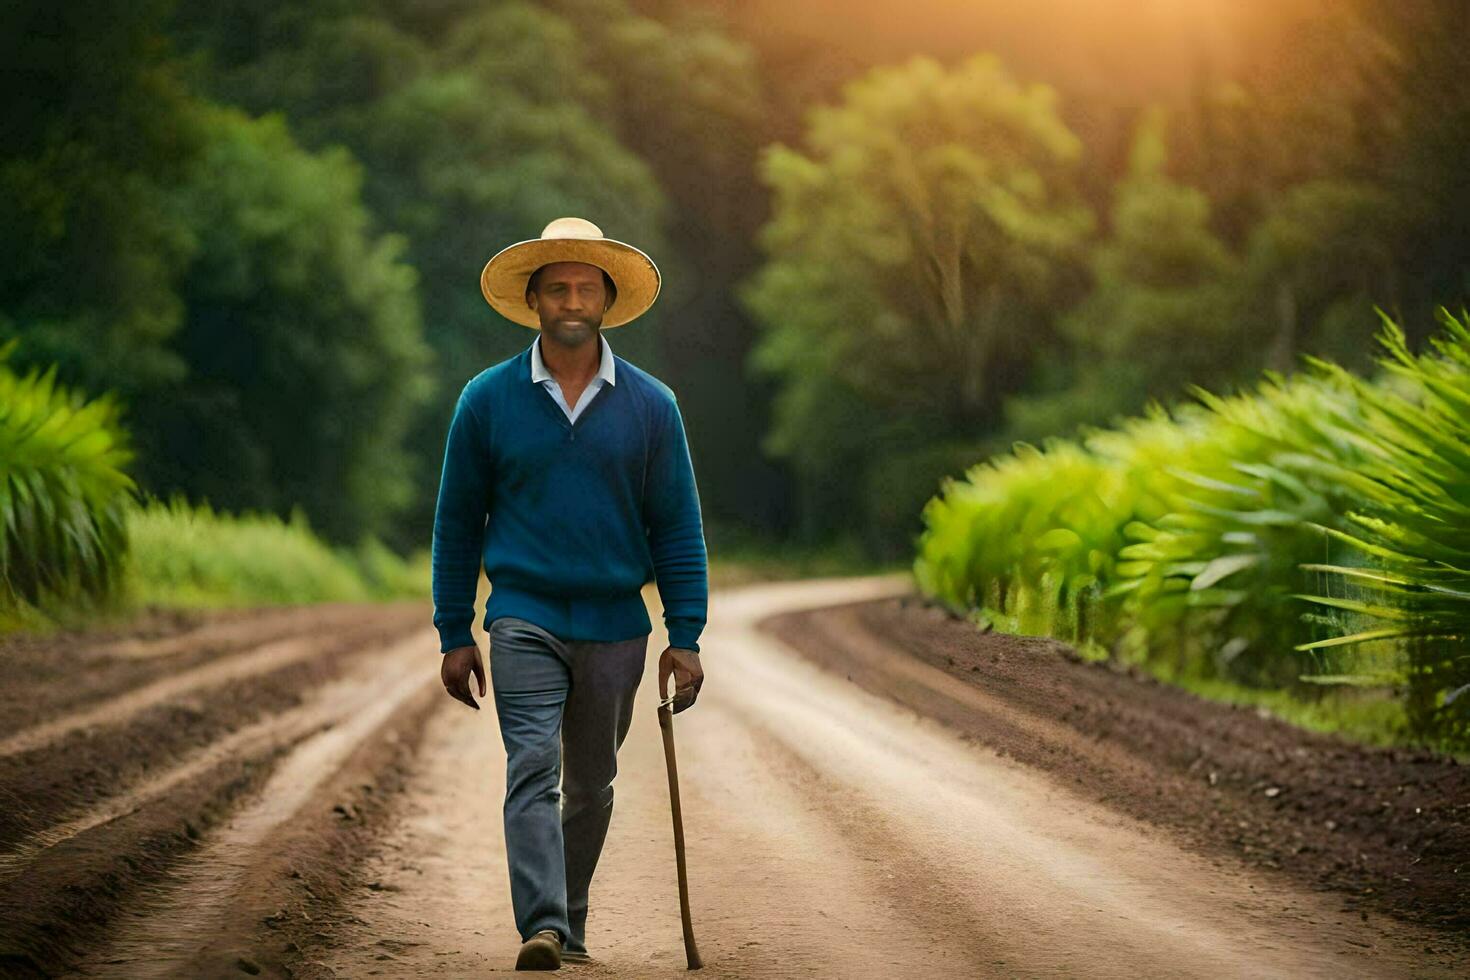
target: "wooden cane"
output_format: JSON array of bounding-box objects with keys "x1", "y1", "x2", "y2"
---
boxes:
[{"x1": 657, "y1": 688, "x2": 703, "y2": 969}]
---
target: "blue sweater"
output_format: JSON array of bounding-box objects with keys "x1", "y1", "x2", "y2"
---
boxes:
[{"x1": 431, "y1": 339, "x2": 708, "y2": 654}]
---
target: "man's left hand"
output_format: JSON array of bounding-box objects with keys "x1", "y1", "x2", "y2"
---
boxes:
[{"x1": 658, "y1": 646, "x2": 704, "y2": 714}]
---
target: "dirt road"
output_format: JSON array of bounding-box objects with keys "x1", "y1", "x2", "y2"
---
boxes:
[{"x1": 0, "y1": 577, "x2": 1463, "y2": 978}]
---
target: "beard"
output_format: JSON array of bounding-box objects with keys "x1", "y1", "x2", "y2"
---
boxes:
[{"x1": 541, "y1": 312, "x2": 602, "y2": 347}]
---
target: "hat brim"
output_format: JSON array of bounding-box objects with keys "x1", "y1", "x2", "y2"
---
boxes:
[{"x1": 480, "y1": 237, "x2": 661, "y2": 329}]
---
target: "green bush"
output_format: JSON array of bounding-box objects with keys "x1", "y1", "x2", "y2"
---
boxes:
[
  {"x1": 914, "y1": 309, "x2": 1470, "y2": 751},
  {"x1": 0, "y1": 338, "x2": 137, "y2": 626},
  {"x1": 121, "y1": 493, "x2": 428, "y2": 610},
  {"x1": 0, "y1": 342, "x2": 427, "y2": 633},
  {"x1": 1293, "y1": 309, "x2": 1470, "y2": 746},
  {"x1": 914, "y1": 436, "x2": 1128, "y2": 654},
  {"x1": 1099, "y1": 374, "x2": 1366, "y2": 688}
]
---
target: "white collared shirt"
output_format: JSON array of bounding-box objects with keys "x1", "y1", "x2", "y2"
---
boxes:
[{"x1": 530, "y1": 331, "x2": 617, "y2": 424}]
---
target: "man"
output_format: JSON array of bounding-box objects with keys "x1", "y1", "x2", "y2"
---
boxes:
[{"x1": 431, "y1": 216, "x2": 708, "y2": 971}]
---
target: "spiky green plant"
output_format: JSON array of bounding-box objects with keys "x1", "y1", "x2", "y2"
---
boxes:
[
  {"x1": 1293, "y1": 308, "x2": 1470, "y2": 745},
  {"x1": 915, "y1": 437, "x2": 1131, "y2": 654},
  {"x1": 913, "y1": 308, "x2": 1470, "y2": 750},
  {"x1": 1099, "y1": 372, "x2": 1370, "y2": 687},
  {"x1": 0, "y1": 339, "x2": 137, "y2": 620}
]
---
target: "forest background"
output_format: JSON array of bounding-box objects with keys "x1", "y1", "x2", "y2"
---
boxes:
[{"x1": 3, "y1": 0, "x2": 1465, "y2": 565}]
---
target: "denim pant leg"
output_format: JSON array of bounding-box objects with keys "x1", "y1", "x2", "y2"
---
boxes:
[
  {"x1": 488, "y1": 616, "x2": 573, "y2": 944},
  {"x1": 560, "y1": 633, "x2": 649, "y2": 953}
]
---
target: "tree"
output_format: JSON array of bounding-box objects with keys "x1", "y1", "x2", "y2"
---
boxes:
[
  {"x1": 544, "y1": 0, "x2": 788, "y2": 531},
  {"x1": 740, "y1": 53, "x2": 1094, "y2": 542},
  {"x1": 0, "y1": 0, "x2": 204, "y2": 398},
  {"x1": 171, "y1": 0, "x2": 672, "y2": 547},
  {"x1": 1243, "y1": 179, "x2": 1402, "y2": 375},
  {"x1": 1006, "y1": 107, "x2": 1245, "y2": 442},
  {"x1": 133, "y1": 106, "x2": 434, "y2": 545}
]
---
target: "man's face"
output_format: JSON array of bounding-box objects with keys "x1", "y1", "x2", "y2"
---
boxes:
[{"x1": 527, "y1": 261, "x2": 610, "y2": 347}]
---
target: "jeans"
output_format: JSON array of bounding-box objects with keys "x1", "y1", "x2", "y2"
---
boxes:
[{"x1": 487, "y1": 615, "x2": 649, "y2": 951}]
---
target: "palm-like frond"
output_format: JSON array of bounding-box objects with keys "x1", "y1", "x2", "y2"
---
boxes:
[
  {"x1": 1291, "y1": 309, "x2": 1470, "y2": 744},
  {"x1": 0, "y1": 339, "x2": 137, "y2": 615},
  {"x1": 914, "y1": 307, "x2": 1470, "y2": 750}
]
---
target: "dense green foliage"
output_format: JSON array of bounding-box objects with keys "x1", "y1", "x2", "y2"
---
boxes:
[
  {"x1": 169, "y1": 0, "x2": 774, "y2": 545},
  {"x1": 136, "y1": 105, "x2": 433, "y2": 542},
  {"x1": 2, "y1": 0, "x2": 435, "y2": 549},
  {"x1": 741, "y1": 53, "x2": 1093, "y2": 549},
  {"x1": 1294, "y1": 312, "x2": 1470, "y2": 740},
  {"x1": 0, "y1": 340, "x2": 136, "y2": 623},
  {"x1": 1005, "y1": 108, "x2": 1245, "y2": 441},
  {"x1": 914, "y1": 310, "x2": 1470, "y2": 751},
  {"x1": 0, "y1": 346, "x2": 427, "y2": 628},
  {"x1": 0, "y1": 0, "x2": 204, "y2": 399},
  {"x1": 2, "y1": 0, "x2": 1467, "y2": 570},
  {"x1": 742, "y1": 8, "x2": 1469, "y2": 554}
]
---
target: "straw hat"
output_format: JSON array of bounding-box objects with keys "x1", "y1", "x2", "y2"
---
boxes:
[{"x1": 480, "y1": 217, "x2": 661, "y2": 329}]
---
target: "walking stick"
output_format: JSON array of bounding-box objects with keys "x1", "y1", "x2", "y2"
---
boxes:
[{"x1": 657, "y1": 683, "x2": 703, "y2": 969}]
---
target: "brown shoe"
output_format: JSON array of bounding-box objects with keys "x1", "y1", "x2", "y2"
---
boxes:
[
  {"x1": 516, "y1": 929, "x2": 562, "y2": 970},
  {"x1": 561, "y1": 947, "x2": 592, "y2": 964}
]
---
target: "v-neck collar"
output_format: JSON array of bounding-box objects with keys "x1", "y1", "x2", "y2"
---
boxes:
[{"x1": 523, "y1": 345, "x2": 618, "y2": 431}]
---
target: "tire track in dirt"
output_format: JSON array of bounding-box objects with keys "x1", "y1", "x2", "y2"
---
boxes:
[
  {"x1": 0, "y1": 608, "x2": 427, "y2": 851},
  {"x1": 0, "y1": 606, "x2": 420, "y2": 759},
  {"x1": 0, "y1": 632, "x2": 425, "y2": 884},
  {"x1": 726, "y1": 619, "x2": 1377, "y2": 977},
  {"x1": 65, "y1": 633, "x2": 440, "y2": 978},
  {"x1": 91, "y1": 603, "x2": 412, "y2": 662},
  {"x1": 0, "y1": 603, "x2": 437, "y2": 977},
  {"x1": 0, "y1": 603, "x2": 415, "y2": 740},
  {"x1": 292, "y1": 696, "x2": 515, "y2": 978}
]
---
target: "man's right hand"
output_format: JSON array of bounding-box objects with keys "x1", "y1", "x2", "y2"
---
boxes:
[{"x1": 441, "y1": 645, "x2": 487, "y2": 710}]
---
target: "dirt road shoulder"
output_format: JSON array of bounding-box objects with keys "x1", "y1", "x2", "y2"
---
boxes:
[{"x1": 756, "y1": 594, "x2": 1470, "y2": 953}]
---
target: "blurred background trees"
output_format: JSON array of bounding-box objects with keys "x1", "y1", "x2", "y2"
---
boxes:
[
  {"x1": 1003, "y1": 107, "x2": 1245, "y2": 445},
  {"x1": 1, "y1": 0, "x2": 205, "y2": 409},
  {"x1": 141, "y1": 105, "x2": 433, "y2": 543},
  {"x1": 740, "y1": 53, "x2": 1094, "y2": 552},
  {"x1": 2, "y1": 0, "x2": 1465, "y2": 561}
]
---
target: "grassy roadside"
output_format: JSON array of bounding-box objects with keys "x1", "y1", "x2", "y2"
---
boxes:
[
  {"x1": 1, "y1": 494, "x2": 430, "y2": 638},
  {"x1": 121, "y1": 495, "x2": 429, "y2": 609}
]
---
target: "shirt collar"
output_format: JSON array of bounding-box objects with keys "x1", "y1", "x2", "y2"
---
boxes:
[{"x1": 530, "y1": 332, "x2": 616, "y2": 387}]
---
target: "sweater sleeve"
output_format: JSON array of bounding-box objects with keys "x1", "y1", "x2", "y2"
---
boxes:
[
  {"x1": 644, "y1": 397, "x2": 709, "y2": 653},
  {"x1": 431, "y1": 389, "x2": 493, "y2": 654}
]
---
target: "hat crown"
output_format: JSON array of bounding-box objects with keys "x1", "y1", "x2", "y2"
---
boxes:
[
  {"x1": 541, "y1": 217, "x2": 604, "y2": 241},
  {"x1": 481, "y1": 216, "x2": 659, "y2": 329}
]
